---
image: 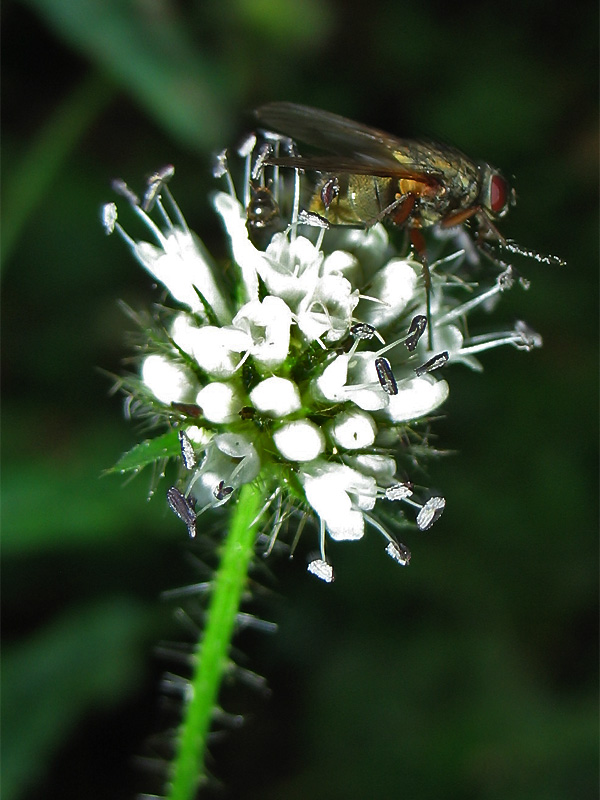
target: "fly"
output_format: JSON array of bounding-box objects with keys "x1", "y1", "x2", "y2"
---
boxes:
[
  {"x1": 255, "y1": 102, "x2": 519, "y2": 348},
  {"x1": 255, "y1": 102, "x2": 515, "y2": 242}
]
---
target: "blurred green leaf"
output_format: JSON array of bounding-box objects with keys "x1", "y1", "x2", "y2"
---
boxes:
[
  {"x1": 22, "y1": 0, "x2": 235, "y2": 151},
  {"x1": 108, "y1": 429, "x2": 180, "y2": 474},
  {"x1": 232, "y1": 0, "x2": 333, "y2": 48},
  {"x1": 1, "y1": 71, "x2": 114, "y2": 269},
  {"x1": 2, "y1": 597, "x2": 155, "y2": 800},
  {"x1": 2, "y1": 424, "x2": 179, "y2": 554}
]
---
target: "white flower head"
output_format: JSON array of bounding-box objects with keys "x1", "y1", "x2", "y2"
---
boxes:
[{"x1": 107, "y1": 146, "x2": 543, "y2": 581}]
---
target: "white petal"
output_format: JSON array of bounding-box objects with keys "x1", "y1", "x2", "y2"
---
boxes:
[
  {"x1": 431, "y1": 323, "x2": 482, "y2": 371},
  {"x1": 345, "y1": 353, "x2": 390, "y2": 411},
  {"x1": 213, "y1": 192, "x2": 260, "y2": 302},
  {"x1": 329, "y1": 409, "x2": 377, "y2": 450},
  {"x1": 313, "y1": 354, "x2": 349, "y2": 404},
  {"x1": 322, "y1": 249, "x2": 360, "y2": 280},
  {"x1": 214, "y1": 432, "x2": 256, "y2": 458},
  {"x1": 141, "y1": 354, "x2": 196, "y2": 404},
  {"x1": 301, "y1": 466, "x2": 365, "y2": 541},
  {"x1": 190, "y1": 432, "x2": 261, "y2": 507},
  {"x1": 273, "y1": 420, "x2": 325, "y2": 462},
  {"x1": 233, "y1": 296, "x2": 292, "y2": 369},
  {"x1": 300, "y1": 462, "x2": 377, "y2": 540},
  {"x1": 196, "y1": 382, "x2": 242, "y2": 423},
  {"x1": 173, "y1": 323, "x2": 250, "y2": 379},
  {"x1": 296, "y1": 273, "x2": 358, "y2": 343},
  {"x1": 359, "y1": 258, "x2": 420, "y2": 328},
  {"x1": 384, "y1": 375, "x2": 449, "y2": 422},
  {"x1": 344, "y1": 453, "x2": 397, "y2": 484},
  {"x1": 326, "y1": 508, "x2": 365, "y2": 541},
  {"x1": 259, "y1": 234, "x2": 323, "y2": 305},
  {"x1": 134, "y1": 229, "x2": 230, "y2": 323},
  {"x1": 249, "y1": 377, "x2": 302, "y2": 417}
]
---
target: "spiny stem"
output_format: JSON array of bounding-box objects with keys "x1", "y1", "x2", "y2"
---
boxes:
[{"x1": 166, "y1": 481, "x2": 266, "y2": 800}]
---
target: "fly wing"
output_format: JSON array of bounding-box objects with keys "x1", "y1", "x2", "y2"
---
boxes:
[
  {"x1": 256, "y1": 102, "x2": 447, "y2": 180},
  {"x1": 264, "y1": 154, "x2": 442, "y2": 187}
]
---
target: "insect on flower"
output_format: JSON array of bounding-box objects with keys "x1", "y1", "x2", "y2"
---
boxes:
[
  {"x1": 254, "y1": 102, "x2": 522, "y2": 345},
  {"x1": 255, "y1": 102, "x2": 515, "y2": 248}
]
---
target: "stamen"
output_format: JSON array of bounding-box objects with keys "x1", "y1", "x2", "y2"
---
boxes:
[
  {"x1": 250, "y1": 142, "x2": 272, "y2": 181},
  {"x1": 430, "y1": 249, "x2": 466, "y2": 270},
  {"x1": 414, "y1": 351, "x2": 449, "y2": 376},
  {"x1": 179, "y1": 430, "x2": 196, "y2": 470},
  {"x1": 375, "y1": 357, "x2": 398, "y2": 395},
  {"x1": 237, "y1": 132, "x2": 257, "y2": 158},
  {"x1": 416, "y1": 496, "x2": 446, "y2": 530},
  {"x1": 348, "y1": 322, "x2": 384, "y2": 358},
  {"x1": 239, "y1": 134, "x2": 257, "y2": 209},
  {"x1": 290, "y1": 168, "x2": 301, "y2": 237},
  {"x1": 101, "y1": 203, "x2": 117, "y2": 235},
  {"x1": 385, "y1": 483, "x2": 414, "y2": 501},
  {"x1": 126, "y1": 202, "x2": 170, "y2": 250},
  {"x1": 318, "y1": 516, "x2": 327, "y2": 562},
  {"x1": 459, "y1": 321, "x2": 542, "y2": 355},
  {"x1": 513, "y1": 320, "x2": 543, "y2": 350},
  {"x1": 167, "y1": 486, "x2": 197, "y2": 537},
  {"x1": 171, "y1": 402, "x2": 204, "y2": 418},
  {"x1": 385, "y1": 541, "x2": 411, "y2": 565},
  {"x1": 350, "y1": 322, "x2": 377, "y2": 340},
  {"x1": 213, "y1": 480, "x2": 234, "y2": 502},
  {"x1": 307, "y1": 558, "x2": 334, "y2": 582},
  {"x1": 161, "y1": 581, "x2": 212, "y2": 599},
  {"x1": 110, "y1": 178, "x2": 139, "y2": 206},
  {"x1": 435, "y1": 267, "x2": 515, "y2": 326},
  {"x1": 212, "y1": 148, "x2": 229, "y2": 178},
  {"x1": 142, "y1": 165, "x2": 175, "y2": 212},
  {"x1": 405, "y1": 314, "x2": 428, "y2": 351},
  {"x1": 297, "y1": 209, "x2": 330, "y2": 229},
  {"x1": 235, "y1": 612, "x2": 278, "y2": 634},
  {"x1": 160, "y1": 186, "x2": 190, "y2": 233},
  {"x1": 213, "y1": 148, "x2": 237, "y2": 198},
  {"x1": 363, "y1": 513, "x2": 411, "y2": 565},
  {"x1": 250, "y1": 485, "x2": 282, "y2": 529}
]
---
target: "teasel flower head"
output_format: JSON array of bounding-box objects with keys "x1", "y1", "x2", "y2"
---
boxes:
[{"x1": 103, "y1": 137, "x2": 541, "y2": 582}]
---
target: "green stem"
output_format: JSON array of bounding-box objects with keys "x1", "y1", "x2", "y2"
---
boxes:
[{"x1": 166, "y1": 481, "x2": 266, "y2": 800}]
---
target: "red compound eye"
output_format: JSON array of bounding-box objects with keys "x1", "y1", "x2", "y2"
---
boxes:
[{"x1": 490, "y1": 174, "x2": 508, "y2": 214}]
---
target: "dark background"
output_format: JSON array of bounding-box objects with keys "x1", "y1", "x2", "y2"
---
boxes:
[{"x1": 3, "y1": 1, "x2": 598, "y2": 798}]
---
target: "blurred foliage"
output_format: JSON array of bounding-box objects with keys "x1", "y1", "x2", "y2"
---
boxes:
[{"x1": 2, "y1": 0, "x2": 597, "y2": 799}]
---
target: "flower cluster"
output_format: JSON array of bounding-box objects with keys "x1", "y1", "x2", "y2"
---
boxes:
[{"x1": 103, "y1": 139, "x2": 541, "y2": 581}]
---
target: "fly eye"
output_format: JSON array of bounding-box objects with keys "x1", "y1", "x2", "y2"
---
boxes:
[{"x1": 490, "y1": 174, "x2": 509, "y2": 215}]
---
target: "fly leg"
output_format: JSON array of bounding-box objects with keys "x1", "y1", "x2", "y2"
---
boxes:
[
  {"x1": 364, "y1": 191, "x2": 416, "y2": 228},
  {"x1": 442, "y1": 206, "x2": 510, "y2": 268},
  {"x1": 409, "y1": 227, "x2": 434, "y2": 350}
]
